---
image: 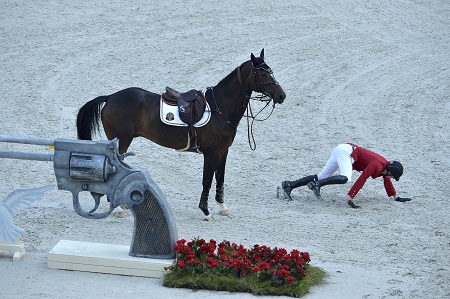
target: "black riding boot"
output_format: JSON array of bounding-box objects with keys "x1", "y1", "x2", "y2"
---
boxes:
[
  {"x1": 281, "y1": 175, "x2": 317, "y2": 200},
  {"x1": 307, "y1": 175, "x2": 348, "y2": 200}
]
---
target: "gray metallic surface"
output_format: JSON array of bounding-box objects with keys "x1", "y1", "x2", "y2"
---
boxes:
[{"x1": 0, "y1": 135, "x2": 178, "y2": 259}]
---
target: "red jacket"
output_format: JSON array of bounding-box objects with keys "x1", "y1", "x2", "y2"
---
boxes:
[{"x1": 347, "y1": 143, "x2": 396, "y2": 199}]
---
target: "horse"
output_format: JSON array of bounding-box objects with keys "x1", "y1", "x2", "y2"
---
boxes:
[{"x1": 76, "y1": 49, "x2": 286, "y2": 220}]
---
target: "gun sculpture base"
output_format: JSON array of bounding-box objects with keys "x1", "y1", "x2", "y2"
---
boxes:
[
  {"x1": 0, "y1": 135, "x2": 178, "y2": 259},
  {"x1": 0, "y1": 241, "x2": 25, "y2": 261},
  {"x1": 48, "y1": 240, "x2": 173, "y2": 278}
]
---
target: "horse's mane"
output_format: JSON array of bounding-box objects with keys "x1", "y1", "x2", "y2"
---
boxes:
[{"x1": 215, "y1": 60, "x2": 251, "y2": 87}]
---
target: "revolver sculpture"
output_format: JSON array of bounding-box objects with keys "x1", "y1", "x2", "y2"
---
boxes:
[{"x1": 0, "y1": 135, "x2": 178, "y2": 259}]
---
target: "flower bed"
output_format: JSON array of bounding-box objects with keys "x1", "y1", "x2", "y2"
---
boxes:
[{"x1": 163, "y1": 238, "x2": 325, "y2": 297}]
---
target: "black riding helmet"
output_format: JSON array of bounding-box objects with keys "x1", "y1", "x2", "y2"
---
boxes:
[{"x1": 386, "y1": 161, "x2": 403, "y2": 181}]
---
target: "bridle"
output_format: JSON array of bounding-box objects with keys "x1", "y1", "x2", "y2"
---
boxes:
[
  {"x1": 251, "y1": 63, "x2": 282, "y2": 99},
  {"x1": 240, "y1": 62, "x2": 281, "y2": 150},
  {"x1": 209, "y1": 62, "x2": 281, "y2": 150}
]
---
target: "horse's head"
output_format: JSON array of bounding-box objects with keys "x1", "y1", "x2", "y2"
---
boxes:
[{"x1": 250, "y1": 49, "x2": 286, "y2": 104}]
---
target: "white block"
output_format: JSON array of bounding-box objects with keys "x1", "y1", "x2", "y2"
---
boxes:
[
  {"x1": 48, "y1": 240, "x2": 174, "y2": 278},
  {"x1": 0, "y1": 241, "x2": 26, "y2": 261}
]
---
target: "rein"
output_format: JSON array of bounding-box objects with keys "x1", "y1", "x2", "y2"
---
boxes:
[
  {"x1": 240, "y1": 63, "x2": 279, "y2": 150},
  {"x1": 207, "y1": 87, "x2": 237, "y2": 130},
  {"x1": 245, "y1": 95, "x2": 275, "y2": 150}
]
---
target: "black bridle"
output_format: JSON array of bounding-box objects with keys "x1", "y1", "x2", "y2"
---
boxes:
[
  {"x1": 208, "y1": 63, "x2": 281, "y2": 150},
  {"x1": 241, "y1": 63, "x2": 281, "y2": 150}
]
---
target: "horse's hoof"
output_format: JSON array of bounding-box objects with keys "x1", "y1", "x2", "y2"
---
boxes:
[
  {"x1": 217, "y1": 202, "x2": 230, "y2": 216},
  {"x1": 204, "y1": 215, "x2": 214, "y2": 221},
  {"x1": 219, "y1": 209, "x2": 230, "y2": 216},
  {"x1": 112, "y1": 206, "x2": 126, "y2": 218},
  {"x1": 113, "y1": 211, "x2": 126, "y2": 218}
]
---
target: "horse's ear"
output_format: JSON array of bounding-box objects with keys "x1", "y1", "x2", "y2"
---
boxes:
[
  {"x1": 260, "y1": 48, "x2": 264, "y2": 60},
  {"x1": 251, "y1": 53, "x2": 257, "y2": 65}
]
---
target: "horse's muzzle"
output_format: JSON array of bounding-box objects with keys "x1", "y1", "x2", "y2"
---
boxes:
[{"x1": 272, "y1": 89, "x2": 286, "y2": 104}]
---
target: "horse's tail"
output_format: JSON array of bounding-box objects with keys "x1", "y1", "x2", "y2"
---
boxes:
[{"x1": 76, "y1": 95, "x2": 108, "y2": 140}]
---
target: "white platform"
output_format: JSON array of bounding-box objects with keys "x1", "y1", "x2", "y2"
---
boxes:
[
  {"x1": 0, "y1": 241, "x2": 26, "y2": 261},
  {"x1": 48, "y1": 240, "x2": 174, "y2": 278}
]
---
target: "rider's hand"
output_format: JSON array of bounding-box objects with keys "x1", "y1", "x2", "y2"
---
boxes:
[
  {"x1": 348, "y1": 200, "x2": 360, "y2": 209},
  {"x1": 395, "y1": 196, "x2": 412, "y2": 202}
]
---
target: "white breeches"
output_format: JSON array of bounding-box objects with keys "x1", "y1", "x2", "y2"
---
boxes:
[{"x1": 317, "y1": 144, "x2": 354, "y2": 181}]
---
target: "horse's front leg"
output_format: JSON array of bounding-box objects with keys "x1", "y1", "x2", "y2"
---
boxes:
[
  {"x1": 215, "y1": 149, "x2": 230, "y2": 216},
  {"x1": 199, "y1": 152, "x2": 219, "y2": 221}
]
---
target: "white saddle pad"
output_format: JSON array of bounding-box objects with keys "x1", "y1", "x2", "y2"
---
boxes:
[{"x1": 160, "y1": 95, "x2": 211, "y2": 127}]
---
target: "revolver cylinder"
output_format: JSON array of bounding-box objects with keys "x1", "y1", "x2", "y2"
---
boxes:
[{"x1": 69, "y1": 153, "x2": 116, "y2": 182}]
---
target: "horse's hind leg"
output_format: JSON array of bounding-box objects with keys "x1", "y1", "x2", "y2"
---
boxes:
[
  {"x1": 102, "y1": 125, "x2": 134, "y2": 216},
  {"x1": 214, "y1": 149, "x2": 230, "y2": 216},
  {"x1": 108, "y1": 134, "x2": 133, "y2": 217},
  {"x1": 117, "y1": 137, "x2": 133, "y2": 155},
  {"x1": 103, "y1": 124, "x2": 134, "y2": 155}
]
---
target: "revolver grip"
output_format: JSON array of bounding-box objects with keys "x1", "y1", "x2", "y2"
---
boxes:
[
  {"x1": 116, "y1": 170, "x2": 178, "y2": 259},
  {"x1": 129, "y1": 189, "x2": 177, "y2": 259}
]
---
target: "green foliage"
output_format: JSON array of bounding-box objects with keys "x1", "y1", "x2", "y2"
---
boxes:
[{"x1": 163, "y1": 238, "x2": 326, "y2": 297}]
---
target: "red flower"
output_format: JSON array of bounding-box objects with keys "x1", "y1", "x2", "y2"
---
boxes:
[
  {"x1": 259, "y1": 262, "x2": 269, "y2": 271},
  {"x1": 200, "y1": 244, "x2": 209, "y2": 253},
  {"x1": 286, "y1": 276, "x2": 295, "y2": 284},
  {"x1": 295, "y1": 258, "x2": 305, "y2": 266},
  {"x1": 186, "y1": 253, "x2": 195, "y2": 259},
  {"x1": 170, "y1": 238, "x2": 311, "y2": 286},
  {"x1": 301, "y1": 252, "x2": 310, "y2": 261},
  {"x1": 280, "y1": 264, "x2": 290, "y2": 271},
  {"x1": 187, "y1": 259, "x2": 195, "y2": 265},
  {"x1": 278, "y1": 269, "x2": 290, "y2": 277},
  {"x1": 177, "y1": 259, "x2": 185, "y2": 269}
]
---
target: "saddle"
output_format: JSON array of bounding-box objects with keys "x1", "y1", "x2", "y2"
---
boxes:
[
  {"x1": 162, "y1": 86, "x2": 206, "y2": 125},
  {"x1": 162, "y1": 86, "x2": 207, "y2": 152}
]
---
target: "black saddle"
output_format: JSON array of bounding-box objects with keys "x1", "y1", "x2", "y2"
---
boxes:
[{"x1": 163, "y1": 86, "x2": 199, "y2": 103}]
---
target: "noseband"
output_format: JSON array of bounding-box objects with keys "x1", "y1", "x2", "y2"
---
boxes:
[{"x1": 253, "y1": 64, "x2": 282, "y2": 98}]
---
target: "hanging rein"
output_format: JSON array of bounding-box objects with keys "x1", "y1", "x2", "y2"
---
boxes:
[{"x1": 240, "y1": 63, "x2": 281, "y2": 150}]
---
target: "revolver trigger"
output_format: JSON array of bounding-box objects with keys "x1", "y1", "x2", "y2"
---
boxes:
[
  {"x1": 91, "y1": 192, "x2": 104, "y2": 200},
  {"x1": 89, "y1": 192, "x2": 104, "y2": 213}
]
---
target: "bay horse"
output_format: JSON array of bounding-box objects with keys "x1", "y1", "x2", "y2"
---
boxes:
[{"x1": 76, "y1": 49, "x2": 286, "y2": 220}]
